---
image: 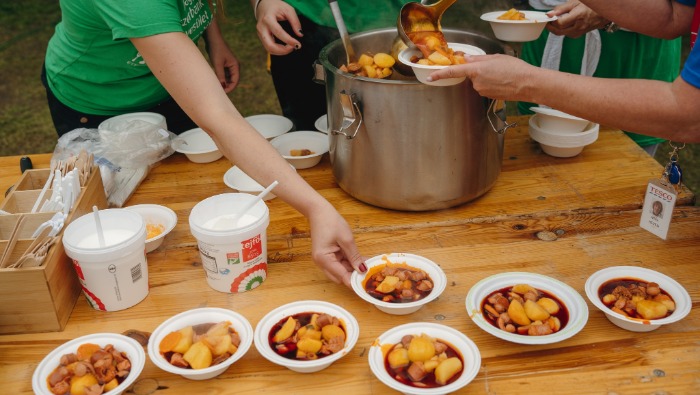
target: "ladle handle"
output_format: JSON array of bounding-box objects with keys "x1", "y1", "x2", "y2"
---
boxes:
[{"x1": 328, "y1": 0, "x2": 356, "y2": 63}]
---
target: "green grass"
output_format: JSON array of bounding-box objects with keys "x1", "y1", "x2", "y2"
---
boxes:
[{"x1": 0, "y1": 0, "x2": 697, "y2": 203}]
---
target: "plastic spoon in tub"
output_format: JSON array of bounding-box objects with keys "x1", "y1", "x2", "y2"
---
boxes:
[{"x1": 210, "y1": 180, "x2": 279, "y2": 230}]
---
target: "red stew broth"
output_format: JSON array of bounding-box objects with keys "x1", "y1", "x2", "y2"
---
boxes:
[
  {"x1": 383, "y1": 339, "x2": 463, "y2": 388},
  {"x1": 597, "y1": 277, "x2": 674, "y2": 319},
  {"x1": 363, "y1": 263, "x2": 433, "y2": 303},
  {"x1": 481, "y1": 286, "x2": 570, "y2": 334},
  {"x1": 268, "y1": 312, "x2": 345, "y2": 360}
]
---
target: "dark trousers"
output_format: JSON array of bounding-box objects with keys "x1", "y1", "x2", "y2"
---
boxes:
[
  {"x1": 270, "y1": 14, "x2": 340, "y2": 131},
  {"x1": 41, "y1": 64, "x2": 197, "y2": 137}
]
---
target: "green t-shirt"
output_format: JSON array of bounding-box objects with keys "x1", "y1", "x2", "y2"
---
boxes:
[
  {"x1": 45, "y1": 0, "x2": 213, "y2": 115},
  {"x1": 520, "y1": 29, "x2": 682, "y2": 147},
  {"x1": 286, "y1": 0, "x2": 412, "y2": 33}
]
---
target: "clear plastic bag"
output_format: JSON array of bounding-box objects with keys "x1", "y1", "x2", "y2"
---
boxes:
[{"x1": 52, "y1": 120, "x2": 177, "y2": 207}]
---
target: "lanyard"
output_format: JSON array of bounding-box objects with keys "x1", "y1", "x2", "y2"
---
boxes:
[{"x1": 692, "y1": 1, "x2": 700, "y2": 48}]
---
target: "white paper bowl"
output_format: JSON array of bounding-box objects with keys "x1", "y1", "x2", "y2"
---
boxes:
[
  {"x1": 245, "y1": 114, "x2": 295, "y2": 140},
  {"x1": 270, "y1": 131, "x2": 329, "y2": 169},
  {"x1": 368, "y1": 322, "x2": 481, "y2": 395},
  {"x1": 125, "y1": 204, "x2": 177, "y2": 253},
  {"x1": 148, "y1": 307, "x2": 253, "y2": 380},
  {"x1": 174, "y1": 128, "x2": 223, "y2": 163},
  {"x1": 351, "y1": 253, "x2": 447, "y2": 315},
  {"x1": 585, "y1": 266, "x2": 691, "y2": 332},
  {"x1": 481, "y1": 11, "x2": 557, "y2": 42},
  {"x1": 223, "y1": 165, "x2": 295, "y2": 201},
  {"x1": 32, "y1": 333, "x2": 145, "y2": 395},
  {"x1": 253, "y1": 300, "x2": 359, "y2": 373},
  {"x1": 98, "y1": 112, "x2": 167, "y2": 132},
  {"x1": 314, "y1": 114, "x2": 329, "y2": 134},
  {"x1": 529, "y1": 115, "x2": 599, "y2": 157},
  {"x1": 465, "y1": 272, "x2": 589, "y2": 345},
  {"x1": 398, "y1": 43, "x2": 486, "y2": 86},
  {"x1": 530, "y1": 106, "x2": 589, "y2": 134}
]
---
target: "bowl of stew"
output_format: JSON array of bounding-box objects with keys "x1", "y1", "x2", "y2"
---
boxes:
[
  {"x1": 253, "y1": 300, "x2": 359, "y2": 373},
  {"x1": 368, "y1": 322, "x2": 481, "y2": 395},
  {"x1": 584, "y1": 266, "x2": 691, "y2": 332},
  {"x1": 351, "y1": 253, "x2": 447, "y2": 315},
  {"x1": 32, "y1": 333, "x2": 145, "y2": 395},
  {"x1": 147, "y1": 307, "x2": 253, "y2": 380},
  {"x1": 465, "y1": 272, "x2": 589, "y2": 345}
]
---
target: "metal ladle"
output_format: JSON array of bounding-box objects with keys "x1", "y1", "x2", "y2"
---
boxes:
[
  {"x1": 398, "y1": 0, "x2": 457, "y2": 48},
  {"x1": 328, "y1": 0, "x2": 356, "y2": 64},
  {"x1": 392, "y1": 0, "x2": 456, "y2": 76}
]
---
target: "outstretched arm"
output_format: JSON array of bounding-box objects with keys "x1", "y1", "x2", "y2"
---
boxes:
[
  {"x1": 579, "y1": 0, "x2": 694, "y2": 38},
  {"x1": 428, "y1": 54, "x2": 700, "y2": 143},
  {"x1": 132, "y1": 32, "x2": 366, "y2": 286}
]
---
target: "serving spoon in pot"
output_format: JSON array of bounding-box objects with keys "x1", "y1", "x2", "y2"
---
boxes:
[{"x1": 328, "y1": 0, "x2": 356, "y2": 64}]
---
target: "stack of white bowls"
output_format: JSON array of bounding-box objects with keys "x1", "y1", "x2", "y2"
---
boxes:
[{"x1": 528, "y1": 107, "x2": 599, "y2": 158}]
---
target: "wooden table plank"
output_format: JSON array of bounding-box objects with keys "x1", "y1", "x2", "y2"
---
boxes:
[{"x1": 1, "y1": 117, "x2": 698, "y2": 394}]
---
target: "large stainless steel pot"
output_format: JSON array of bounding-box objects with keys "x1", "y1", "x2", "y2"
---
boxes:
[{"x1": 315, "y1": 28, "x2": 512, "y2": 211}]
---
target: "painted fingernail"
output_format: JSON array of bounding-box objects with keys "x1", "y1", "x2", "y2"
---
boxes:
[
  {"x1": 294, "y1": 44, "x2": 301, "y2": 50},
  {"x1": 298, "y1": 29, "x2": 303, "y2": 35},
  {"x1": 359, "y1": 263, "x2": 367, "y2": 273}
]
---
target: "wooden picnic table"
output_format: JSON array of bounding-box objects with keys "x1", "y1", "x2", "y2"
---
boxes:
[{"x1": 1, "y1": 116, "x2": 699, "y2": 394}]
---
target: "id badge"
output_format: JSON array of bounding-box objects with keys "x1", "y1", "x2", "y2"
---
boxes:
[{"x1": 639, "y1": 179, "x2": 677, "y2": 239}]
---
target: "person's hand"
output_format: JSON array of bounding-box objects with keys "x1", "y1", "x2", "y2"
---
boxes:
[
  {"x1": 205, "y1": 21, "x2": 240, "y2": 92},
  {"x1": 307, "y1": 203, "x2": 367, "y2": 288},
  {"x1": 255, "y1": 0, "x2": 303, "y2": 55},
  {"x1": 208, "y1": 43, "x2": 240, "y2": 93},
  {"x1": 546, "y1": 0, "x2": 609, "y2": 38},
  {"x1": 427, "y1": 54, "x2": 536, "y2": 102}
]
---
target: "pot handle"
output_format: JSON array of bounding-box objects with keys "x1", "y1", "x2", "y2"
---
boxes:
[
  {"x1": 486, "y1": 98, "x2": 516, "y2": 135},
  {"x1": 312, "y1": 61, "x2": 326, "y2": 85},
  {"x1": 332, "y1": 91, "x2": 363, "y2": 139}
]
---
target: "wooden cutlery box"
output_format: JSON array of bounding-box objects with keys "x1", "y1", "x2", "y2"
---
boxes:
[{"x1": 0, "y1": 167, "x2": 107, "y2": 334}]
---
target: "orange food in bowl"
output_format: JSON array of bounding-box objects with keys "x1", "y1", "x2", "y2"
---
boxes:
[{"x1": 146, "y1": 223, "x2": 165, "y2": 239}]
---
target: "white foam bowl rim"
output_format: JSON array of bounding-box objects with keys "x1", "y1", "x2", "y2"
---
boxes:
[
  {"x1": 350, "y1": 253, "x2": 447, "y2": 315},
  {"x1": 269, "y1": 131, "x2": 329, "y2": 169},
  {"x1": 245, "y1": 114, "x2": 295, "y2": 140},
  {"x1": 124, "y1": 204, "x2": 177, "y2": 253},
  {"x1": 147, "y1": 307, "x2": 254, "y2": 380},
  {"x1": 398, "y1": 43, "x2": 486, "y2": 86},
  {"x1": 465, "y1": 271, "x2": 589, "y2": 345},
  {"x1": 32, "y1": 333, "x2": 146, "y2": 395},
  {"x1": 253, "y1": 300, "x2": 360, "y2": 373},
  {"x1": 584, "y1": 266, "x2": 691, "y2": 332},
  {"x1": 368, "y1": 322, "x2": 481, "y2": 395}
]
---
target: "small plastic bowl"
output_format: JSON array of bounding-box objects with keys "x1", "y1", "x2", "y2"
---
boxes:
[
  {"x1": 585, "y1": 266, "x2": 691, "y2": 332},
  {"x1": 465, "y1": 272, "x2": 589, "y2": 345},
  {"x1": 98, "y1": 112, "x2": 167, "y2": 132},
  {"x1": 314, "y1": 114, "x2": 329, "y2": 134},
  {"x1": 368, "y1": 322, "x2": 481, "y2": 395},
  {"x1": 529, "y1": 115, "x2": 599, "y2": 158},
  {"x1": 530, "y1": 106, "x2": 590, "y2": 134},
  {"x1": 32, "y1": 333, "x2": 145, "y2": 395},
  {"x1": 125, "y1": 204, "x2": 177, "y2": 253},
  {"x1": 398, "y1": 43, "x2": 486, "y2": 86},
  {"x1": 481, "y1": 10, "x2": 557, "y2": 42},
  {"x1": 253, "y1": 300, "x2": 359, "y2": 373},
  {"x1": 351, "y1": 253, "x2": 447, "y2": 315},
  {"x1": 174, "y1": 128, "x2": 223, "y2": 163},
  {"x1": 223, "y1": 165, "x2": 295, "y2": 201},
  {"x1": 148, "y1": 307, "x2": 253, "y2": 380},
  {"x1": 245, "y1": 114, "x2": 295, "y2": 140},
  {"x1": 270, "y1": 131, "x2": 329, "y2": 169}
]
